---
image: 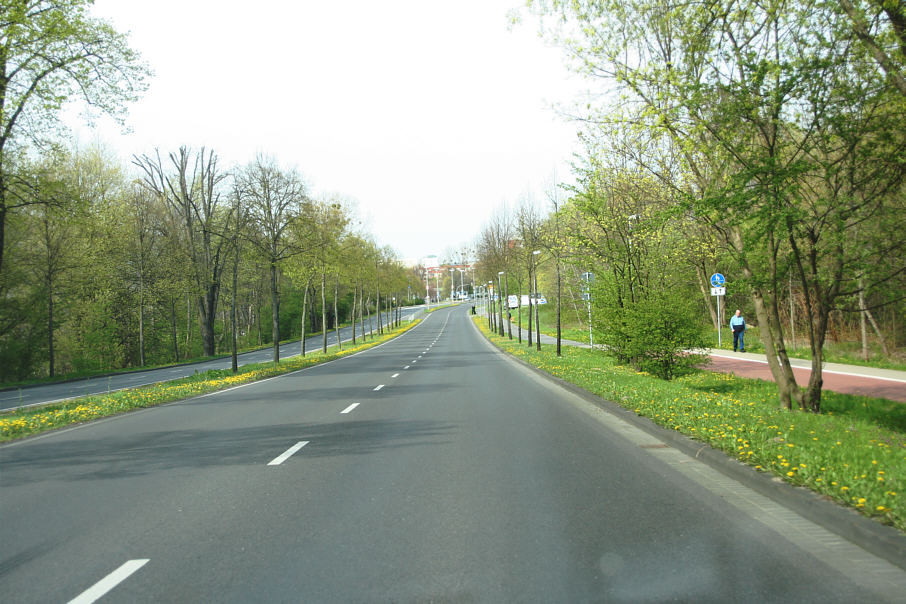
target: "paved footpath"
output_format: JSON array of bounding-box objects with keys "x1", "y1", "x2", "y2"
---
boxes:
[
  {"x1": 707, "y1": 350, "x2": 906, "y2": 403},
  {"x1": 493, "y1": 318, "x2": 906, "y2": 402}
]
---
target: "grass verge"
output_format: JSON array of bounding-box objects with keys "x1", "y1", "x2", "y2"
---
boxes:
[
  {"x1": 0, "y1": 321, "x2": 419, "y2": 443},
  {"x1": 475, "y1": 317, "x2": 905, "y2": 533}
]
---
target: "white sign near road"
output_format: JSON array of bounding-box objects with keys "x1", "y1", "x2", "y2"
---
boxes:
[{"x1": 711, "y1": 287, "x2": 726, "y2": 296}]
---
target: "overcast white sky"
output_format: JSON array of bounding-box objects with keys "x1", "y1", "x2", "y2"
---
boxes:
[{"x1": 68, "y1": 0, "x2": 583, "y2": 261}]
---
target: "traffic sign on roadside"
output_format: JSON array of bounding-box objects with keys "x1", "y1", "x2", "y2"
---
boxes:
[
  {"x1": 710, "y1": 273, "x2": 725, "y2": 288},
  {"x1": 711, "y1": 287, "x2": 726, "y2": 296}
]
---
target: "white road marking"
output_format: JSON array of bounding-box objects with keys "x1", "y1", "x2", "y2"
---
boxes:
[
  {"x1": 374, "y1": 384, "x2": 384, "y2": 391},
  {"x1": 404, "y1": 366, "x2": 410, "y2": 370},
  {"x1": 68, "y1": 559, "x2": 149, "y2": 604},
  {"x1": 268, "y1": 441, "x2": 309, "y2": 465},
  {"x1": 341, "y1": 403, "x2": 359, "y2": 414},
  {"x1": 391, "y1": 373, "x2": 400, "y2": 378}
]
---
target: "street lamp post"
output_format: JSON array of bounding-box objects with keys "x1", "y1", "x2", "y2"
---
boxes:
[
  {"x1": 504, "y1": 270, "x2": 511, "y2": 340},
  {"x1": 497, "y1": 271, "x2": 505, "y2": 337},
  {"x1": 488, "y1": 281, "x2": 494, "y2": 331},
  {"x1": 628, "y1": 214, "x2": 638, "y2": 302},
  {"x1": 533, "y1": 250, "x2": 541, "y2": 351}
]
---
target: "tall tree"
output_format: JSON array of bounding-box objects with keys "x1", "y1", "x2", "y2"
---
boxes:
[
  {"x1": 528, "y1": 0, "x2": 906, "y2": 410},
  {"x1": 134, "y1": 147, "x2": 231, "y2": 357},
  {"x1": 237, "y1": 155, "x2": 307, "y2": 363},
  {"x1": 0, "y1": 0, "x2": 148, "y2": 274}
]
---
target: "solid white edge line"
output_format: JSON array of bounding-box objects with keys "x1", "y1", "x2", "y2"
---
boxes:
[
  {"x1": 374, "y1": 384, "x2": 384, "y2": 391},
  {"x1": 341, "y1": 403, "x2": 359, "y2": 414},
  {"x1": 68, "y1": 559, "x2": 149, "y2": 604},
  {"x1": 268, "y1": 441, "x2": 309, "y2": 466},
  {"x1": 709, "y1": 354, "x2": 906, "y2": 383}
]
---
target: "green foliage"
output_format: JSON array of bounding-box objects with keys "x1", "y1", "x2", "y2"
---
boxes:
[
  {"x1": 592, "y1": 275, "x2": 708, "y2": 379},
  {"x1": 57, "y1": 291, "x2": 127, "y2": 373}
]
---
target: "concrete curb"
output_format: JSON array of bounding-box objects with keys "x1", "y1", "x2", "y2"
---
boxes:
[{"x1": 474, "y1": 321, "x2": 906, "y2": 572}]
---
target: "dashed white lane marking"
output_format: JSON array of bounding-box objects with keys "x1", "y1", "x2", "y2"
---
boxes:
[
  {"x1": 374, "y1": 384, "x2": 384, "y2": 391},
  {"x1": 268, "y1": 441, "x2": 309, "y2": 466},
  {"x1": 68, "y1": 559, "x2": 149, "y2": 604},
  {"x1": 341, "y1": 403, "x2": 359, "y2": 414},
  {"x1": 391, "y1": 373, "x2": 400, "y2": 378}
]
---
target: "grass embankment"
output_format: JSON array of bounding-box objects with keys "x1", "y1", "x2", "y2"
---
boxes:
[
  {"x1": 475, "y1": 317, "x2": 905, "y2": 532},
  {"x1": 0, "y1": 321, "x2": 418, "y2": 443}
]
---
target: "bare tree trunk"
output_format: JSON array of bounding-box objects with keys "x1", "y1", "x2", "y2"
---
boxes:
[
  {"x1": 534, "y1": 265, "x2": 541, "y2": 351},
  {"x1": 860, "y1": 285, "x2": 869, "y2": 361},
  {"x1": 47, "y1": 275, "x2": 55, "y2": 378},
  {"x1": 696, "y1": 264, "x2": 718, "y2": 328},
  {"x1": 733, "y1": 228, "x2": 798, "y2": 409},
  {"x1": 321, "y1": 272, "x2": 328, "y2": 354},
  {"x1": 557, "y1": 252, "x2": 563, "y2": 357},
  {"x1": 359, "y1": 287, "x2": 366, "y2": 341},
  {"x1": 138, "y1": 273, "x2": 146, "y2": 367},
  {"x1": 301, "y1": 277, "x2": 312, "y2": 357},
  {"x1": 377, "y1": 286, "x2": 383, "y2": 335},
  {"x1": 351, "y1": 279, "x2": 358, "y2": 345},
  {"x1": 185, "y1": 294, "x2": 192, "y2": 359},
  {"x1": 334, "y1": 274, "x2": 341, "y2": 350},
  {"x1": 520, "y1": 267, "x2": 533, "y2": 348},
  {"x1": 517, "y1": 290, "x2": 523, "y2": 343},
  {"x1": 866, "y1": 307, "x2": 891, "y2": 356},
  {"x1": 170, "y1": 300, "x2": 179, "y2": 363},
  {"x1": 271, "y1": 262, "x2": 280, "y2": 363},
  {"x1": 231, "y1": 249, "x2": 239, "y2": 372}
]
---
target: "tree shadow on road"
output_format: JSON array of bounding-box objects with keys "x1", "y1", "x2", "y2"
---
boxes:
[{"x1": 0, "y1": 418, "x2": 457, "y2": 486}]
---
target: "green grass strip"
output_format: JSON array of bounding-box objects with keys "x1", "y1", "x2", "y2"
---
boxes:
[
  {"x1": 0, "y1": 321, "x2": 419, "y2": 443},
  {"x1": 475, "y1": 317, "x2": 906, "y2": 533}
]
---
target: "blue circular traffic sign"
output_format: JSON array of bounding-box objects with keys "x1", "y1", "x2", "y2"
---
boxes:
[{"x1": 710, "y1": 273, "x2": 725, "y2": 287}]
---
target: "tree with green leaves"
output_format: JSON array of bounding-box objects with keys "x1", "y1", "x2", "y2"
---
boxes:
[
  {"x1": 0, "y1": 0, "x2": 149, "y2": 275},
  {"x1": 237, "y1": 155, "x2": 308, "y2": 363},
  {"x1": 134, "y1": 147, "x2": 232, "y2": 358},
  {"x1": 528, "y1": 0, "x2": 906, "y2": 410}
]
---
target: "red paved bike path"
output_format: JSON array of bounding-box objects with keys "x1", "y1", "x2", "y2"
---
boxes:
[{"x1": 708, "y1": 355, "x2": 906, "y2": 403}]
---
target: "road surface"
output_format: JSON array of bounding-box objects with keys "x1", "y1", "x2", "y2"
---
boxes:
[
  {"x1": 2, "y1": 306, "x2": 904, "y2": 602},
  {"x1": 0, "y1": 307, "x2": 421, "y2": 411}
]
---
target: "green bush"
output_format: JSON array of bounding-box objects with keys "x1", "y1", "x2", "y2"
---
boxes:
[{"x1": 593, "y1": 277, "x2": 708, "y2": 380}]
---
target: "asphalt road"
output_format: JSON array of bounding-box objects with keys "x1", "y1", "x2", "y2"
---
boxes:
[
  {"x1": 0, "y1": 307, "x2": 421, "y2": 411},
  {"x1": 2, "y1": 305, "x2": 904, "y2": 602}
]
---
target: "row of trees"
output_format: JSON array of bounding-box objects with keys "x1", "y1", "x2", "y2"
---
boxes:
[
  {"x1": 0, "y1": 2, "x2": 424, "y2": 382},
  {"x1": 0, "y1": 143, "x2": 422, "y2": 382},
  {"x1": 476, "y1": 0, "x2": 906, "y2": 412}
]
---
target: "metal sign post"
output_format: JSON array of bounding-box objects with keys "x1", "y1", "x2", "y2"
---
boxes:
[{"x1": 710, "y1": 273, "x2": 726, "y2": 348}]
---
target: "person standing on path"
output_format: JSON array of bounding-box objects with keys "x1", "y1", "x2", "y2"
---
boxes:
[{"x1": 730, "y1": 309, "x2": 746, "y2": 352}]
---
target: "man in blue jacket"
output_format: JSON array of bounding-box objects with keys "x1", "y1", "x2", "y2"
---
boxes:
[{"x1": 729, "y1": 309, "x2": 746, "y2": 352}]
